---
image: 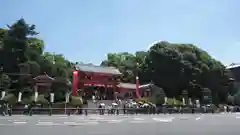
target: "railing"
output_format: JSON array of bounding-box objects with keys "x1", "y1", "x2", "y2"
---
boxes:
[{"x1": 1, "y1": 106, "x2": 239, "y2": 116}]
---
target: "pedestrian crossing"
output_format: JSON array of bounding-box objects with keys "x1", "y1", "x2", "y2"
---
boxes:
[{"x1": 0, "y1": 113, "x2": 239, "y2": 126}]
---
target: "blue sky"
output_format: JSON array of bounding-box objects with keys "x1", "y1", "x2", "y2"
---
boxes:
[{"x1": 0, "y1": 0, "x2": 240, "y2": 65}]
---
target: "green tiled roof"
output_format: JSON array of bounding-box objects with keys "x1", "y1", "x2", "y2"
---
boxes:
[{"x1": 76, "y1": 64, "x2": 122, "y2": 75}]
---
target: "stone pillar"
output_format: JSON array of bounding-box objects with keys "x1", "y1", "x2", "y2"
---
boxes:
[
  {"x1": 18, "y1": 92, "x2": 22, "y2": 102},
  {"x1": 34, "y1": 91, "x2": 38, "y2": 102},
  {"x1": 182, "y1": 98, "x2": 185, "y2": 105},
  {"x1": 34, "y1": 85, "x2": 38, "y2": 102},
  {"x1": 1, "y1": 91, "x2": 5, "y2": 100}
]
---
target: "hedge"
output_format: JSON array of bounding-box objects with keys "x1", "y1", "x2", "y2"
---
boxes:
[{"x1": 2, "y1": 93, "x2": 17, "y2": 104}]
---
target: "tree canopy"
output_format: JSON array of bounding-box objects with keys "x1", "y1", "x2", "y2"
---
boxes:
[
  {"x1": 102, "y1": 42, "x2": 231, "y2": 104},
  {"x1": 0, "y1": 19, "x2": 76, "y2": 104}
]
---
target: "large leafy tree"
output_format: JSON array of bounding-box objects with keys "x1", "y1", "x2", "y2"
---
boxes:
[
  {"x1": 146, "y1": 41, "x2": 230, "y2": 103},
  {"x1": 0, "y1": 18, "x2": 75, "y2": 103}
]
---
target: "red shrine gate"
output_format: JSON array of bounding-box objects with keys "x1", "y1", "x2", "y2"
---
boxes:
[{"x1": 72, "y1": 64, "x2": 141, "y2": 99}]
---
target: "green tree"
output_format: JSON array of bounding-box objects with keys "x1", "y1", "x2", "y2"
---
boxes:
[
  {"x1": 145, "y1": 41, "x2": 230, "y2": 102},
  {"x1": 26, "y1": 37, "x2": 44, "y2": 61},
  {"x1": 101, "y1": 51, "x2": 149, "y2": 84}
]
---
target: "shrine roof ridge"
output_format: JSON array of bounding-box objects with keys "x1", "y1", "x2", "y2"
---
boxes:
[
  {"x1": 76, "y1": 64, "x2": 122, "y2": 75},
  {"x1": 33, "y1": 74, "x2": 55, "y2": 80}
]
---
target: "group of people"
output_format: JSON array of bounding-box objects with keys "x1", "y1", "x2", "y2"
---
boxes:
[{"x1": 95, "y1": 99, "x2": 157, "y2": 115}]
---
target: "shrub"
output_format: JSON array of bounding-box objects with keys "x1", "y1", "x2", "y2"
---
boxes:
[{"x1": 69, "y1": 96, "x2": 83, "y2": 106}]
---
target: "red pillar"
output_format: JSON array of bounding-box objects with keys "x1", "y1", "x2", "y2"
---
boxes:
[{"x1": 72, "y1": 70, "x2": 79, "y2": 96}]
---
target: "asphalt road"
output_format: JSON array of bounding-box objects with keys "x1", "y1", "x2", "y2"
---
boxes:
[{"x1": 0, "y1": 113, "x2": 240, "y2": 135}]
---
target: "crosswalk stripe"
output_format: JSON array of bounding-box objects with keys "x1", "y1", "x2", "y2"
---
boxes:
[
  {"x1": 13, "y1": 121, "x2": 27, "y2": 124},
  {"x1": 152, "y1": 118, "x2": 173, "y2": 122},
  {"x1": 36, "y1": 122, "x2": 56, "y2": 126},
  {"x1": 107, "y1": 120, "x2": 123, "y2": 123},
  {"x1": 64, "y1": 122, "x2": 77, "y2": 125},
  {"x1": 133, "y1": 118, "x2": 144, "y2": 121},
  {"x1": 195, "y1": 117, "x2": 201, "y2": 120},
  {"x1": 86, "y1": 121, "x2": 99, "y2": 125}
]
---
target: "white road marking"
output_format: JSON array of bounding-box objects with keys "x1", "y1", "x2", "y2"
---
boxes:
[
  {"x1": 86, "y1": 121, "x2": 99, "y2": 125},
  {"x1": 0, "y1": 124, "x2": 14, "y2": 126},
  {"x1": 179, "y1": 117, "x2": 189, "y2": 120},
  {"x1": 107, "y1": 120, "x2": 123, "y2": 123},
  {"x1": 13, "y1": 121, "x2": 27, "y2": 124},
  {"x1": 236, "y1": 116, "x2": 240, "y2": 119},
  {"x1": 10, "y1": 119, "x2": 27, "y2": 121},
  {"x1": 59, "y1": 117, "x2": 68, "y2": 119},
  {"x1": 63, "y1": 122, "x2": 83, "y2": 126},
  {"x1": 89, "y1": 117, "x2": 104, "y2": 120},
  {"x1": 152, "y1": 117, "x2": 174, "y2": 122},
  {"x1": 36, "y1": 122, "x2": 56, "y2": 126},
  {"x1": 195, "y1": 117, "x2": 201, "y2": 120},
  {"x1": 133, "y1": 118, "x2": 144, "y2": 121},
  {"x1": 129, "y1": 121, "x2": 146, "y2": 123}
]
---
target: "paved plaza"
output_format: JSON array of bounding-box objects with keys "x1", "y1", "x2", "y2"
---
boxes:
[{"x1": 0, "y1": 113, "x2": 240, "y2": 135}]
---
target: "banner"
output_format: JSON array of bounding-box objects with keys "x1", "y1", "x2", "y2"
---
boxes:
[
  {"x1": 72, "y1": 70, "x2": 79, "y2": 96},
  {"x1": 135, "y1": 76, "x2": 141, "y2": 98}
]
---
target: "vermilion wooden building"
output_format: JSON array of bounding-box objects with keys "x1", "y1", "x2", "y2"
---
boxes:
[{"x1": 72, "y1": 64, "x2": 147, "y2": 100}]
